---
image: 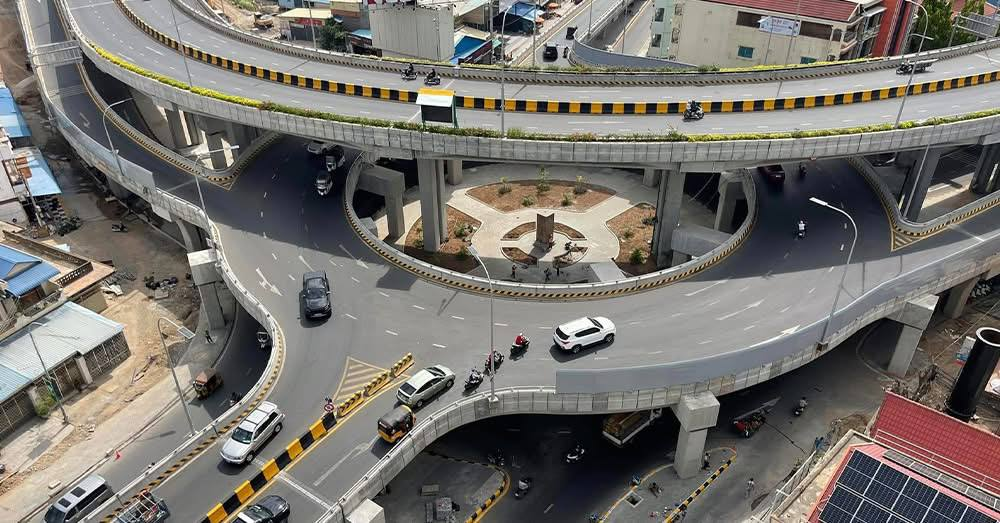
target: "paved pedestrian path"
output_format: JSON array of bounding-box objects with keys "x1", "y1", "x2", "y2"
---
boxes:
[{"x1": 376, "y1": 164, "x2": 716, "y2": 284}]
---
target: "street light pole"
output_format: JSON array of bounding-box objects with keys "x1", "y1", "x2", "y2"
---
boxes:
[
  {"x1": 157, "y1": 317, "x2": 197, "y2": 436},
  {"x1": 308, "y1": 0, "x2": 319, "y2": 51},
  {"x1": 187, "y1": 145, "x2": 239, "y2": 221},
  {"x1": 468, "y1": 247, "x2": 498, "y2": 402},
  {"x1": 775, "y1": 0, "x2": 804, "y2": 97},
  {"x1": 500, "y1": 5, "x2": 515, "y2": 138},
  {"x1": 102, "y1": 98, "x2": 133, "y2": 180},
  {"x1": 808, "y1": 197, "x2": 858, "y2": 346},
  {"x1": 166, "y1": 0, "x2": 194, "y2": 88},
  {"x1": 26, "y1": 327, "x2": 70, "y2": 424},
  {"x1": 894, "y1": 0, "x2": 930, "y2": 128}
]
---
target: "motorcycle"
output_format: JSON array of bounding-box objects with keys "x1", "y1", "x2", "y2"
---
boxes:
[
  {"x1": 514, "y1": 477, "x2": 533, "y2": 499},
  {"x1": 565, "y1": 444, "x2": 586, "y2": 463},
  {"x1": 484, "y1": 351, "x2": 504, "y2": 373},
  {"x1": 487, "y1": 449, "x2": 505, "y2": 466},
  {"x1": 733, "y1": 412, "x2": 765, "y2": 438},
  {"x1": 511, "y1": 337, "x2": 530, "y2": 355},
  {"x1": 682, "y1": 104, "x2": 704, "y2": 121},
  {"x1": 401, "y1": 69, "x2": 417, "y2": 81},
  {"x1": 793, "y1": 400, "x2": 808, "y2": 417},
  {"x1": 798, "y1": 164, "x2": 807, "y2": 179},
  {"x1": 424, "y1": 74, "x2": 441, "y2": 86},
  {"x1": 796, "y1": 221, "x2": 807, "y2": 239},
  {"x1": 111, "y1": 222, "x2": 128, "y2": 233},
  {"x1": 465, "y1": 369, "x2": 484, "y2": 390}
]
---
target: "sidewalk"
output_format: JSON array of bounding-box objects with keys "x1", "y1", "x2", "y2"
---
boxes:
[{"x1": 0, "y1": 287, "x2": 237, "y2": 521}]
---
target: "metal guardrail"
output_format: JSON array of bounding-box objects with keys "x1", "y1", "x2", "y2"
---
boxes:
[{"x1": 169, "y1": 0, "x2": 1000, "y2": 86}]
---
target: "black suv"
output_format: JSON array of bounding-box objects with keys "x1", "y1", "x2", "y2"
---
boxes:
[
  {"x1": 543, "y1": 43, "x2": 559, "y2": 61},
  {"x1": 302, "y1": 271, "x2": 331, "y2": 319}
]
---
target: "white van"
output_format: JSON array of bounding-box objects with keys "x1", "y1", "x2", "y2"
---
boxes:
[{"x1": 44, "y1": 475, "x2": 115, "y2": 523}]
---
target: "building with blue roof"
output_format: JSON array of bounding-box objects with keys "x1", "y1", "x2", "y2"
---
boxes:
[
  {"x1": 0, "y1": 243, "x2": 60, "y2": 299},
  {"x1": 0, "y1": 85, "x2": 31, "y2": 148}
]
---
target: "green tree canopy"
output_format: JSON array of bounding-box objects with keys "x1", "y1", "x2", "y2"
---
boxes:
[
  {"x1": 319, "y1": 18, "x2": 346, "y2": 51},
  {"x1": 910, "y1": 0, "x2": 988, "y2": 52}
]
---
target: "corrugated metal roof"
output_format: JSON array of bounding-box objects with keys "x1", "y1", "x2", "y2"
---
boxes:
[
  {"x1": 0, "y1": 87, "x2": 30, "y2": 139},
  {"x1": 0, "y1": 244, "x2": 59, "y2": 296},
  {"x1": 0, "y1": 364, "x2": 30, "y2": 403},
  {"x1": 15, "y1": 148, "x2": 62, "y2": 197},
  {"x1": 704, "y1": 0, "x2": 859, "y2": 22},
  {"x1": 0, "y1": 302, "x2": 124, "y2": 388}
]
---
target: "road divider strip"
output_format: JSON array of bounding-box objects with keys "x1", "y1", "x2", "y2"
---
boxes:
[
  {"x1": 363, "y1": 370, "x2": 392, "y2": 397},
  {"x1": 200, "y1": 355, "x2": 411, "y2": 523},
  {"x1": 389, "y1": 353, "x2": 414, "y2": 378},
  {"x1": 113, "y1": 0, "x2": 1000, "y2": 116},
  {"x1": 665, "y1": 454, "x2": 735, "y2": 523}
]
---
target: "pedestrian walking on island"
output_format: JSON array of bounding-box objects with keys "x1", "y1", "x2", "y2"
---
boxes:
[
  {"x1": 556, "y1": 264, "x2": 561, "y2": 276},
  {"x1": 544, "y1": 267, "x2": 552, "y2": 282},
  {"x1": 703, "y1": 452, "x2": 711, "y2": 470},
  {"x1": 745, "y1": 477, "x2": 755, "y2": 498},
  {"x1": 204, "y1": 329, "x2": 213, "y2": 344},
  {"x1": 511, "y1": 264, "x2": 516, "y2": 278}
]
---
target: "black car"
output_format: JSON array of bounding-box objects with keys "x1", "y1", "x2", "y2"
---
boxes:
[
  {"x1": 757, "y1": 164, "x2": 786, "y2": 186},
  {"x1": 543, "y1": 43, "x2": 559, "y2": 60},
  {"x1": 302, "y1": 271, "x2": 331, "y2": 319},
  {"x1": 236, "y1": 495, "x2": 289, "y2": 522}
]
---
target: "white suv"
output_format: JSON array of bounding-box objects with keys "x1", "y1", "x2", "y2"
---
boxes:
[
  {"x1": 553, "y1": 317, "x2": 616, "y2": 354},
  {"x1": 396, "y1": 365, "x2": 455, "y2": 408},
  {"x1": 221, "y1": 401, "x2": 285, "y2": 465}
]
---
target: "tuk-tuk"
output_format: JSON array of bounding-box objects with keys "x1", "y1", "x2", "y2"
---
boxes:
[
  {"x1": 378, "y1": 405, "x2": 415, "y2": 443},
  {"x1": 193, "y1": 369, "x2": 223, "y2": 399}
]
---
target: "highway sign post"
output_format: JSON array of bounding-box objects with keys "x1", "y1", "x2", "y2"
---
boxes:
[{"x1": 416, "y1": 88, "x2": 458, "y2": 128}]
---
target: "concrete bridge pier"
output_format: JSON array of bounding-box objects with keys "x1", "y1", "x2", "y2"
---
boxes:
[
  {"x1": 972, "y1": 143, "x2": 1000, "y2": 195},
  {"x1": 652, "y1": 169, "x2": 686, "y2": 268},
  {"x1": 715, "y1": 170, "x2": 744, "y2": 233},
  {"x1": 177, "y1": 217, "x2": 209, "y2": 253},
  {"x1": 106, "y1": 179, "x2": 132, "y2": 201},
  {"x1": 445, "y1": 159, "x2": 463, "y2": 185},
  {"x1": 358, "y1": 165, "x2": 406, "y2": 240},
  {"x1": 886, "y1": 294, "x2": 939, "y2": 377},
  {"x1": 899, "y1": 146, "x2": 943, "y2": 221},
  {"x1": 188, "y1": 248, "x2": 227, "y2": 331},
  {"x1": 416, "y1": 158, "x2": 447, "y2": 252},
  {"x1": 642, "y1": 168, "x2": 662, "y2": 187},
  {"x1": 941, "y1": 275, "x2": 982, "y2": 319},
  {"x1": 670, "y1": 391, "x2": 719, "y2": 479}
]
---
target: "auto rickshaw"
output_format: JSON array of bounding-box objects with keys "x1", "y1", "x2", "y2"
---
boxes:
[
  {"x1": 377, "y1": 405, "x2": 415, "y2": 444},
  {"x1": 193, "y1": 368, "x2": 223, "y2": 400}
]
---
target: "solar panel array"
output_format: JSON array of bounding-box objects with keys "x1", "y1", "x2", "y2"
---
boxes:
[{"x1": 819, "y1": 451, "x2": 999, "y2": 523}]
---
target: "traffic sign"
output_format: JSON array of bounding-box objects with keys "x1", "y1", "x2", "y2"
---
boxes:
[{"x1": 758, "y1": 16, "x2": 801, "y2": 37}]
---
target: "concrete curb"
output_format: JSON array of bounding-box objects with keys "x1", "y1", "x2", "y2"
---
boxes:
[{"x1": 665, "y1": 453, "x2": 735, "y2": 522}]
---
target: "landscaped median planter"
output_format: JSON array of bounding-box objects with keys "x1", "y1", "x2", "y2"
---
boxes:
[
  {"x1": 467, "y1": 177, "x2": 614, "y2": 212},
  {"x1": 608, "y1": 203, "x2": 657, "y2": 275},
  {"x1": 402, "y1": 206, "x2": 482, "y2": 273}
]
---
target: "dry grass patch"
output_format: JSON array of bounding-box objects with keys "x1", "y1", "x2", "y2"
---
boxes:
[
  {"x1": 607, "y1": 203, "x2": 657, "y2": 275},
  {"x1": 468, "y1": 180, "x2": 613, "y2": 212},
  {"x1": 403, "y1": 206, "x2": 483, "y2": 273}
]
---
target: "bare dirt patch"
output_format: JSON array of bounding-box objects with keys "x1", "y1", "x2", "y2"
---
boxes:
[
  {"x1": 468, "y1": 180, "x2": 614, "y2": 213},
  {"x1": 607, "y1": 203, "x2": 657, "y2": 276},
  {"x1": 403, "y1": 206, "x2": 483, "y2": 273},
  {"x1": 502, "y1": 247, "x2": 537, "y2": 266},
  {"x1": 502, "y1": 222, "x2": 586, "y2": 241}
]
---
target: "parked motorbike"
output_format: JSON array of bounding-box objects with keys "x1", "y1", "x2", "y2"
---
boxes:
[
  {"x1": 565, "y1": 444, "x2": 586, "y2": 463},
  {"x1": 514, "y1": 477, "x2": 533, "y2": 499},
  {"x1": 465, "y1": 369, "x2": 484, "y2": 390},
  {"x1": 487, "y1": 448, "x2": 505, "y2": 466},
  {"x1": 484, "y1": 351, "x2": 504, "y2": 373},
  {"x1": 111, "y1": 222, "x2": 128, "y2": 233},
  {"x1": 733, "y1": 412, "x2": 765, "y2": 438}
]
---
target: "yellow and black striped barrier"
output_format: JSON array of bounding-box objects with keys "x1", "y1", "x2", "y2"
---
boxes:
[
  {"x1": 665, "y1": 455, "x2": 734, "y2": 523},
  {"x1": 389, "y1": 353, "x2": 414, "y2": 378},
  {"x1": 363, "y1": 370, "x2": 391, "y2": 397},
  {"x1": 113, "y1": 0, "x2": 1000, "y2": 116},
  {"x1": 336, "y1": 391, "x2": 364, "y2": 417}
]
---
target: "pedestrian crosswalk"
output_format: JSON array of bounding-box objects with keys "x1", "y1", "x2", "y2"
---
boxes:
[{"x1": 331, "y1": 358, "x2": 389, "y2": 403}]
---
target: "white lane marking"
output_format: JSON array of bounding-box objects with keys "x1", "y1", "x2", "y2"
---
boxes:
[
  {"x1": 313, "y1": 437, "x2": 377, "y2": 486},
  {"x1": 808, "y1": 287, "x2": 816, "y2": 294},
  {"x1": 670, "y1": 312, "x2": 685, "y2": 318},
  {"x1": 451, "y1": 315, "x2": 465, "y2": 320},
  {"x1": 263, "y1": 191, "x2": 267, "y2": 199},
  {"x1": 544, "y1": 504, "x2": 555, "y2": 514},
  {"x1": 628, "y1": 321, "x2": 641, "y2": 325},
  {"x1": 144, "y1": 46, "x2": 163, "y2": 56},
  {"x1": 255, "y1": 268, "x2": 282, "y2": 296},
  {"x1": 952, "y1": 225, "x2": 985, "y2": 243},
  {"x1": 593, "y1": 357, "x2": 608, "y2": 360},
  {"x1": 840, "y1": 244, "x2": 845, "y2": 251},
  {"x1": 537, "y1": 326, "x2": 551, "y2": 330},
  {"x1": 779, "y1": 306, "x2": 791, "y2": 313},
  {"x1": 684, "y1": 279, "x2": 728, "y2": 297},
  {"x1": 379, "y1": 291, "x2": 390, "y2": 298},
  {"x1": 250, "y1": 458, "x2": 334, "y2": 509},
  {"x1": 339, "y1": 244, "x2": 368, "y2": 268},
  {"x1": 271, "y1": 253, "x2": 277, "y2": 260},
  {"x1": 715, "y1": 300, "x2": 763, "y2": 321},
  {"x1": 432, "y1": 343, "x2": 447, "y2": 349},
  {"x1": 828, "y1": 267, "x2": 836, "y2": 273},
  {"x1": 79, "y1": 114, "x2": 90, "y2": 128},
  {"x1": 412, "y1": 305, "x2": 425, "y2": 310},
  {"x1": 287, "y1": 274, "x2": 295, "y2": 281},
  {"x1": 494, "y1": 322, "x2": 508, "y2": 327},
  {"x1": 698, "y1": 340, "x2": 712, "y2": 345},
  {"x1": 344, "y1": 313, "x2": 357, "y2": 320},
  {"x1": 298, "y1": 255, "x2": 315, "y2": 271},
  {"x1": 744, "y1": 325, "x2": 756, "y2": 331},
  {"x1": 329, "y1": 259, "x2": 341, "y2": 267},
  {"x1": 351, "y1": 276, "x2": 360, "y2": 283},
  {"x1": 648, "y1": 350, "x2": 663, "y2": 355},
  {"x1": 385, "y1": 330, "x2": 398, "y2": 336},
  {"x1": 260, "y1": 211, "x2": 264, "y2": 218},
  {"x1": 783, "y1": 252, "x2": 790, "y2": 259}
]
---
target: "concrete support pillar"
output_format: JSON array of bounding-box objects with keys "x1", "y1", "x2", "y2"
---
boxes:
[
  {"x1": 942, "y1": 276, "x2": 980, "y2": 319},
  {"x1": 106, "y1": 179, "x2": 132, "y2": 200},
  {"x1": 225, "y1": 122, "x2": 258, "y2": 158},
  {"x1": 74, "y1": 355, "x2": 93, "y2": 385},
  {"x1": 446, "y1": 159, "x2": 463, "y2": 185},
  {"x1": 642, "y1": 168, "x2": 661, "y2": 188},
  {"x1": 163, "y1": 108, "x2": 190, "y2": 149},
  {"x1": 183, "y1": 111, "x2": 201, "y2": 146},
  {"x1": 204, "y1": 131, "x2": 228, "y2": 170},
  {"x1": 177, "y1": 218, "x2": 207, "y2": 252},
  {"x1": 651, "y1": 170, "x2": 686, "y2": 268},
  {"x1": 886, "y1": 294, "x2": 939, "y2": 377},
  {"x1": 417, "y1": 158, "x2": 446, "y2": 252},
  {"x1": 972, "y1": 144, "x2": 1000, "y2": 195},
  {"x1": 901, "y1": 146, "x2": 942, "y2": 221},
  {"x1": 358, "y1": 165, "x2": 406, "y2": 239},
  {"x1": 188, "y1": 249, "x2": 226, "y2": 330},
  {"x1": 671, "y1": 251, "x2": 690, "y2": 266},
  {"x1": 714, "y1": 171, "x2": 744, "y2": 233},
  {"x1": 347, "y1": 499, "x2": 386, "y2": 523},
  {"x1": 670, "y1": 391, "x2": 720, "y2": 479}
]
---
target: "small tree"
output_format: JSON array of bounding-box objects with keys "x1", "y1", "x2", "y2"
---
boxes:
[
  {"x1": 498, "y1": 176, "x2": 512, "y2": 195},
  {"x1": 629, "y1": 248, "x2": 646, "y2": 265},
  {"x1": 319, "y1": 19, "x2": 347, "y2": 51},
  {"x1": 623, "y1": 228, "x2": 634, "y2": 240},
  {"x1": 457, "y1": 245, "x2": 470, "y2": 260},
  {"x1": 641, "y1": 215, "x2": 656, "y2": 226},
  {"x1": 521, "y1": 195, "x2": 536, "y2": 207},
  {"x1": 573, "y1": 175, "x2": 587, "y2": 195},
  {"x1": 536, "y1": 167, "x2": 550, "y2": 194},
  {"x1": 561, "y1": 193, "x2": 573, "y2": 206}
]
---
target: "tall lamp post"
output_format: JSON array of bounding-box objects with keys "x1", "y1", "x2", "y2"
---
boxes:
[
  {"x1": 27, "y1": 322, "x2": 76, "y2": 424},
  {"x1": 499, "y1": 4, "x2": 517, "y2": 138},
  {"x1": 102, "y1": 98, "x2": 134, "y2": 181},
  {"x1": 894, "y1": 0, "x2": 930, "y2": 128},
  {"x1": 307, "y1": 0, "x2": 319, "y2": 51},
  {"x1": 468, "y1": 246, "x2": 498, "y2": 402},
  {"x1": 808, "y1": 197, "x2": 857, "y2": 346},
  {"x1": 165, "y1": 0, "x2": 194, "y2": 88},
  {"x1": 187, "y1": 145, "x2": 240, "y2": 220},
  {"x1": 157, "y1": 317, "x2": 197, "y2": 436},
  {"x1": 775, "y1": 0, "x2": 804, "y2": 97}
]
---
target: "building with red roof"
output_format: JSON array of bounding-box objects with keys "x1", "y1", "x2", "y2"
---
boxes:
[{"x1": 654, "y1": 0, "x2": 887, "y2": 66}]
